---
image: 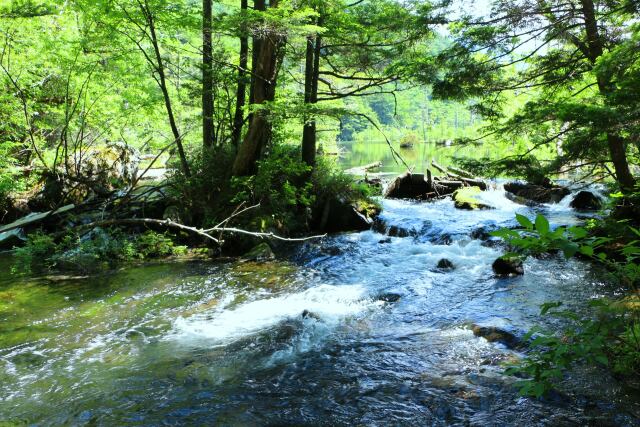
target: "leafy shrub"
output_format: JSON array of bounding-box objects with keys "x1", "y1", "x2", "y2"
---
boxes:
[
  {"x1": 507, "y1": 299, "x2": 640, "y2": 398},
  {"x1": 168, "y1": 144, "x2": 237, "y2": 223},
  {"x1": 13, "y1": 229, "x2": 187, "y2": 274},
  {"x1": 399, "y1": 132, "x2": 420, "y2": 146},
  {"x1": 136, "y1": 230, "x2": 187, "y2": 258},
  {"x1": 231, "y1": 145, "x2": 377, "y2": 233},
  {"x1": 13, "y1": 232, "x2": 58, "y2": 272},
  {"x1": 231, "y1": 144, "x2": 314, "y2": 232},
  {"x1": 492, "y1": 213, "x2": 640, "y2": 397}
]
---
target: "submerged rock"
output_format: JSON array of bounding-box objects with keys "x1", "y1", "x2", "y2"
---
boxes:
[
  {"x1": 242, "y1": 243, "x2": 275, "y2": 262},
  {"x1": 301, "y1": 309, "x2": 321, "y2": 320},
  {"x1": 384, "y1": 172, "x2": 430, "y2": 199},
  {"x1": 570, "y1": 191, "x2": 602, "y2": 211},
  {"x1": 492, "y1": 256, "x2": 524, "y2": 276},
  {"x1": 375, "y1": 293, "x2": 401, "y2": 303},
  {"x1": 452, "y1": 186, "x2": 492, "y2": 210},
  {"x1": 504, "y1": 181, "x2": 570, "y2": 204},
  {"x1": 472, "y1": 324, "x2": 521, "y2": 349},
  {"x1": 387, "y1": 225, "x2": 415, "y2": 238},
  {"x1": 436, "y1": 258, "x2": 455, "y2": 270}
]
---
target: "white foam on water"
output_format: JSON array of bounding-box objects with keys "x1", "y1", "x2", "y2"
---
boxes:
[{"x1": 170, "y1": 284, "x2": 371, "y2": 345}]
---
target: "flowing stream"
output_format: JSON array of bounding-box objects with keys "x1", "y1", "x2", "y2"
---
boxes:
[{"x1": 1, "y1": 185, "x2": 639, "y2": 425}]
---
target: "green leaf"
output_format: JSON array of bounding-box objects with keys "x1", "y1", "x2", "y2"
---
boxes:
[
  {"x1": 516, "y1": 213, "x2": 534, "y2": 230},
  {"x1": 535, "y1": 214, "x2": 550, "y2": 236},
  {"x1": 568, "y1": 226, "x2": 588, "y2": 239},
  {"x1": 578, "y1": 246, "x2": 594, "y2": 257},
  {"x1": 558, "y1": 240, "x2": 579, "y2": 258},
  {"x1": 540, "y1": 301, "x2": 562, "y2": 315}
]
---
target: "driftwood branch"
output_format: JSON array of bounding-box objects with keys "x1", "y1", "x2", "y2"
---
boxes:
[{"x1": 70, "y1": 216, "x2": 326, "y2": 245}]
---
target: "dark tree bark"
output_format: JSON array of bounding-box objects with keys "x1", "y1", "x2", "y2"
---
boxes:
[
  {"x1": 247, "y1": 0, "x2": 265, "y2": 129},
  {"x1": 232, "y1": 0, "x2": 284, "y2": 177},
  {"x1": 232, "y1": 0, "x2": 249, "y2": 147},
  {"x1": 580, "y1": 0, "x2": 634, "y2": 190},
  {"x1": 301, "y1": 21, "x2": 322, "y2": 167},
  {"x1": 140, "y1": 2, "x2": 191, "y2": 177},
  {"x1": 202, "y1": 0, "x2": 215, "y2": 150}
]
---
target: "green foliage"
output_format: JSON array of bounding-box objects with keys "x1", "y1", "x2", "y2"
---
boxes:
[
  {"x1": 232, "y1": 144, "x2": 314, "y2": 231},
  {"x1": 12, "y1": 232, "x2": 58, "y2": 272},
  {"x1": 493, "y1": 213, "x2": 640, "y2": 397},
  {"x1": 13, "y1": 229, "x2": 187, "y2": 274},
  {"x1": 456, "y1": 155, "x2": 549, "y2": 184},
  {"x1": 507, "y1": 300, "x2": 640, "y2": 398},
  {"x1": 491, "y1": 213, "x2": 607, "y2": 259}
]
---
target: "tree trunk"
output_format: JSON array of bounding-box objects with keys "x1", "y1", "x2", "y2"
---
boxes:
[
  {"x1": 232, "y1": 0, "x2": 249, "y2": 147},
  {"x1": 301, "y1": 18, "x2": 322, "y2": 167},
  {"x1": 143, "y1": 3, "x2": 191, "y2": 177},
  {"x1": 232, "y1": 0, "x2": 283, "y2": 176},
  {"x1": 580, "y1": 0, "x2": 635, "y2": 190},
  {"x1": 248, "y1": 0, "x2": 265, "y2": 125},
  {"x1": 202, "y1": 0, "x2": 215, "y2": 150}
]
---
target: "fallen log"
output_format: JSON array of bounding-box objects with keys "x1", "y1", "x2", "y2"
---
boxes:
[
  {"x1": 0, "y1": 204, "x2": 75, "y2": 234},
  {"x1": 431, "y1": 160, "x2": 456, "y2": 178},
  {"x1": 432, "y1": 161, "x2": 487, "y2": 190},
  {"x1": 345, "y1": 161, "x2": 382, "y2": 175},
  {"x1": 448, "y1": 165, "x2": 475, "y2": 179}
]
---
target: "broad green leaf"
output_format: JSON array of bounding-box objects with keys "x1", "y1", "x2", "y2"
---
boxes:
[
  {"x1": 568, "y1": 226, "x2": 588, "y2": 239},
  {"x1": 578, "y1": 246, "x2": 594, "y2": 256},
  {"x1": 535, "y1": 214, "x2": 549, "y2": 236},
  {"x1": 516, "y1": 213, "x2": 533, "y2": 230},
  {"x1": 558, "y1": 240, "x2": 579, "y2": 258}
]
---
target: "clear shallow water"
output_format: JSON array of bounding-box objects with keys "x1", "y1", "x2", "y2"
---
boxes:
[{"x1": 1, "y1": 186, "x2": 639, "y2": 426}]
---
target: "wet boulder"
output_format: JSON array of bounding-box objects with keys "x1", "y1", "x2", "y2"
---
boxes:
[
  {"x1": 436, "y1": 258, "x2": 455, "y2": 270},
  {"x1": 375, "y1": 293, "x2": 401, "y2": 303},
  {"x1": 314, "y1": 197, "x2": 373, "y2": 233},
  {"x1": 387, "y1": 225, "x2": 415, "y2": 238},
  {"x1": 242, "y1": 243, "x2": 275, "y2": 262},
  {"x1": 384, "y1": 172, "x2": 430, "y2": 199},
  {"x1": 301, "y1": 310, "x2": 321, "y2": 320},
  {"x1": 471, "y1": 324, "x2": 521, "y2": 349},
  {"x1": 492, "y1": 256, "x2": 524, "y2": 276},
  {"x1": 570, "y1": 191, "x2": 602, "y2": 211},
  {"x1": 504, "y1": 181, "x2": 570, "y2": 204},
  {"x1": 452, "y1": 186, "x2": 492, "y2": 210}
]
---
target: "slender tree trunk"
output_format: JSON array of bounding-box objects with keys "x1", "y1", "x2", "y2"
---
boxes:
[
  {"x1": 301, "y1": 18, "x2": 322, "y2": 167},
  {"x1": 232, "y1": 0, "x2": 249, "y2": 147},
  {"x1": 247, "y1": 0, "x2": 265, "y2": 128},
  {"x1": 202, "y1": 0, "x2": 215, "y2": 150},
  {"x1": 143, "y1": 3, "x2": 191, "y2": 177},
  {"x1": 232, "y1": 0, "x2": 283, "y2": 176},
  {"x1": 581, "y1": 0, "x2": 635, "y2": 190},
  {"x1": 301, "y1": 35, "x2": 316, "y2": 166}
]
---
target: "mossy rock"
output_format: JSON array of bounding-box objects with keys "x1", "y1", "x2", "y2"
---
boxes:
[
  {"x1": 492, "y1": 255, "x2": 524, "y2": 276},
  {"x1": 241, "y1": 243, "x2": 275, "y2": 262},
  {"x1": 452, "y1": 186, "x2": 492, "y2": 210}
]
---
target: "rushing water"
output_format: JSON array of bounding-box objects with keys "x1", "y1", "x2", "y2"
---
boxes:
[{"x1": 1, "y1": 186, "x2": 639, "y2": 426}]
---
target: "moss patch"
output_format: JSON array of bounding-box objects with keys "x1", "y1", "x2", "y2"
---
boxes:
[{"x1": 452, "y1": 186, "x2": 493, "y2": 210}]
